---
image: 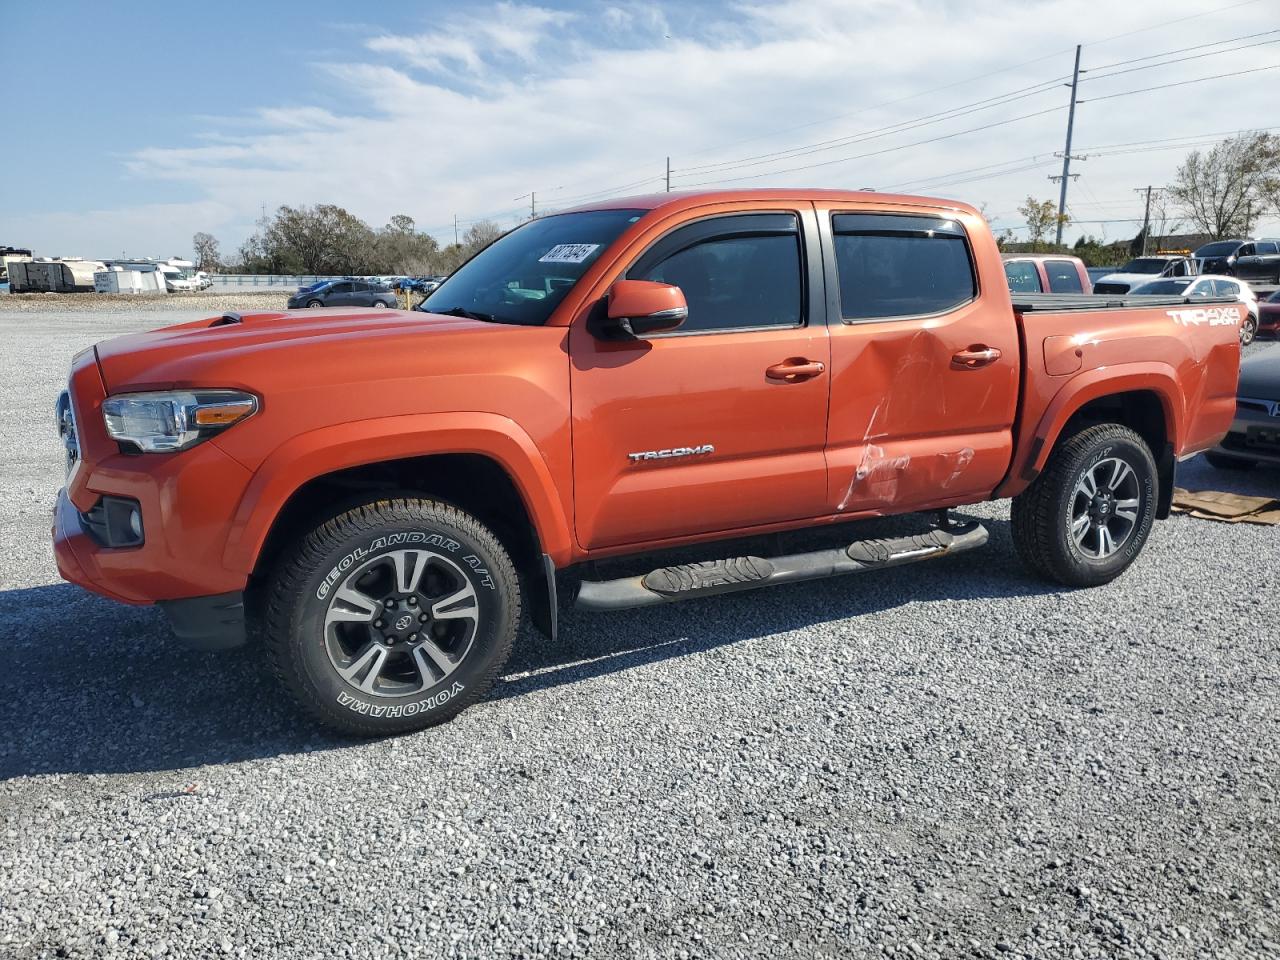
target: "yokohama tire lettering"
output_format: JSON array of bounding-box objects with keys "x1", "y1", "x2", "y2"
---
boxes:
[{"x1": 336, "y1": 681, "x2": 465, "y2": 716}]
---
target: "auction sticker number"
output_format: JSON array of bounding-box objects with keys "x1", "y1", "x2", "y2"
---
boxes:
[{"x1": 538, "y1": 243, "x2": 600, "y2": 264}]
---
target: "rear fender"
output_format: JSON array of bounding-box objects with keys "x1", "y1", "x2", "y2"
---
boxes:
[
  {"x1": 998, "y1": 363, "x2": 1183, "y2": 497},
  {"x1": 220, "y1": 412, "x2": 573, "y2": 575}
]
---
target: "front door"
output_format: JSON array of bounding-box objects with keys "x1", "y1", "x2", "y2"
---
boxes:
[
  {"x1": 569, "y1": 208, "x2": 830, "y2": 551},
  {"x1": 817, "y1": 206, "x2": 1020, "y2": 515}
]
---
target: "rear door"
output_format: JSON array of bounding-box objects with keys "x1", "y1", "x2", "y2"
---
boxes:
[
  {"x1": 568, "y1": 206, "x2": 830, "y2": 550},
  {"x1": 818, "y1": 205, "x2": 1020, "y2": 514}
]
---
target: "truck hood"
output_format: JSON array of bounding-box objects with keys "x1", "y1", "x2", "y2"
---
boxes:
[
  {"x1": 1095, "y1": 272, "x2": 1163, "y2": 287},
  {"x1": 1238, "y1": 348, "x2": 1280, "y2": 400},
  {"x1": 94, "y1": 308, "x2": 492, "y2": 392}
]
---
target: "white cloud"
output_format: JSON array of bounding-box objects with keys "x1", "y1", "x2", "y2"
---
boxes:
[{"x1": 17, "y1": 0, "x2": 1280, "y2": 256}]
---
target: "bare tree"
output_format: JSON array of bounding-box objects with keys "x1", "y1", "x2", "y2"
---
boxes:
[
  {"x1": 1168, "y1": 132, "x2": 1280, "y2": 239},
  {"x1": 192, "y1": 232, "x2": 221, "y2": 272}
]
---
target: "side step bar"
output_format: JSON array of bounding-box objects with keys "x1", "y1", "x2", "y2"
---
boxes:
[{"x1": 576, "y1": 521, "x2": 988, "y2": 612}]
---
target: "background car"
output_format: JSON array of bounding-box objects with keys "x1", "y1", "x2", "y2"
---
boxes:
[
  {"x1": 1205, "y1": 346, "x2": 1280, "y2": 470},
  {"x1": 1233, "y1": 239, "x2": 1280, "y2": 285},
  {"x1": 1130, "y1": 274, "x2": 1260, "y2": 344},
  {"x1": 1002, "y1": 254, "x2": 1093, "y2": 294},
  {"x1": 286, "y1": 279, "x2": 397, "y2": 309},
  {"x1": 1193, "y1": 239, "x2": 1247, "y2": 275},
  {"x1": 1092, "y1": 255, "x2": 1197, "y2": 294}
]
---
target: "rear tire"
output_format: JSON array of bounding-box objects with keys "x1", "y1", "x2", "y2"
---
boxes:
[
  {"x1": 1205, "y1": 450, "x2": 1256, "y2": 471},
  {"x1": 263, "y1": 498, "x2": 520, "y2": 736},
  {"x1": 306, "y1": 299, "x2": 323, "y2": 308},
  {"x1": 1011, "y1": 423, "x2": 1157, "y2": 588}
]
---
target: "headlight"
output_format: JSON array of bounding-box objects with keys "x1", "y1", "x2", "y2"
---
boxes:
[{"x1": 102, "y1": 389, "x2": 258, "y2": 452}]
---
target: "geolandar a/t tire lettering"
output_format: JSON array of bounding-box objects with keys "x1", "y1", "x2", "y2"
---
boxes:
[
  {"x1": 264, "y1": 498, "x2": 520, "y2": 736},
  {"x1": 1011, "y1": 423, "x2": 1158, "y2": 588}
]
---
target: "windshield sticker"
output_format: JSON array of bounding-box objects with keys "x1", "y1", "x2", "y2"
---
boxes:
[{"x1": 538, "y1": 243, "x2": 600, "y2": 264}]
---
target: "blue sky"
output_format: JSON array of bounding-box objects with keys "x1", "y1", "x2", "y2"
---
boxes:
[{"x1": 5, "y1": 0, "x2": 1277, "y2": 259}]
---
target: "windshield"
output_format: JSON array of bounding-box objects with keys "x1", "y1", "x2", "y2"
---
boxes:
[
  {"x1": 1118, "y1": 258, "x2": 1170, "y2": 274},
  {"x1": 422, "y1": 209, "x2": 646, "y2": 325},
  {"x1": 1194, "y1": 241, "x2": 1240, "y2": 258},
  {"x1": 1132, "y1": 279, "x2": 1193, "y2": 295}
]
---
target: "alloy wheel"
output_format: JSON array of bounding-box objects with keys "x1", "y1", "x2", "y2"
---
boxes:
[
  {"x1": 1069, "y1": 457, "x2": 1141, "y2": 560},
  {"x1": 323, "y1": 549, "x2": 480, "y2": 698}
]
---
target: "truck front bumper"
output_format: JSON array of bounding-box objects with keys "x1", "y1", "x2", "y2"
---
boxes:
[{"x1": 53, "y1": 488, "x2": 249, "y2": 648}]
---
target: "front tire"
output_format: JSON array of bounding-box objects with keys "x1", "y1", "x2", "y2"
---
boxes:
[
  {"x1": 306, "y1": 299, "x2": 323, "y2": 308},
  {"x1": 1011, "y1": 423, "x2": 1157, "y2": 588},
  {"x1": 264, "y1": 498, "x2": 520, "y2": 736},
  {"x1": 372, "y1": 300, "x2": 388, "y2": 308}
]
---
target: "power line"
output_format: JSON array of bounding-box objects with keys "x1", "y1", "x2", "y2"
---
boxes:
[
  {"x1": 671, "y1": 74, "x2": 1068, "y2": 176},
  {"x1": 1079, "y1": 63, "x2": 1280, "y2": 103},
  {"x1": 1086, "y1": 28, "x2": 1278, "y2": 72},
  {"x1": 675, "y1": 105, "x2": 1065, "y2": 188},
  {"x1": 1080, "y1": 36, "x2": 1280, "y2": 84}
]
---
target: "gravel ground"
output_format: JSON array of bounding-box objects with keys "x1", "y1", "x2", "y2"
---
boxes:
[{"x1": 1, "y1": 304, "x2": 1278, "y2": 960}]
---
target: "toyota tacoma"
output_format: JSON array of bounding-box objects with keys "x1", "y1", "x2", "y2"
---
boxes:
[{"x1": 53, "y1": 189, "x2": 1242, "y2": 735}]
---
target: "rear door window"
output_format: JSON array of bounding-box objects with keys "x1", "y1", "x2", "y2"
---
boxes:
[
  {"x1": 1257, "y1": 242, "x2": 1278, "y2": 255},
  {"x1": 1003, "y1": 261, "x2": 1042, "y2": 293},
  {"x1": 1046, "y1": 260, "x2": 1083, "y2": 293},
  {"x1": 832, "y1": 214, "x2": 976, "y2": 320}
]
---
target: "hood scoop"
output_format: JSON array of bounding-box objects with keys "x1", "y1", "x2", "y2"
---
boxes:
[{"x1": 209, "y1": 313, "x2": 243, "y2": 327}]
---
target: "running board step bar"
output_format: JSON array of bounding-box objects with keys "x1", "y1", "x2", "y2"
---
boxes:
[{"x1": 575, "y1": 521, "x2": 988, "y2": 611}]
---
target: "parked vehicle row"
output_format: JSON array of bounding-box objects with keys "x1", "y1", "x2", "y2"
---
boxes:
[{"x1": 1004, "y1": 252, "x2": 1272, "y2": 344}]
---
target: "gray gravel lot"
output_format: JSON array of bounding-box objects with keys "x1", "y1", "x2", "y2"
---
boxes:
[{"x1": 1, "y1": 302, "x2": 1278, "y2": 960}]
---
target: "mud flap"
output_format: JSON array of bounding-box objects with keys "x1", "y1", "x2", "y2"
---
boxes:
[{"x1": 1156, "y1": 443, "x2": 1175, "y2": 520}]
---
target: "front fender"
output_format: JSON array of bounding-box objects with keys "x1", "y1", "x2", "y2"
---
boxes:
[{"x1": 220, "y1": 411, "x2": 574, "y2": 574}]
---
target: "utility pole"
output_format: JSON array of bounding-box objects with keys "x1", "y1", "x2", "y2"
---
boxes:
[
  {"x1": 665, "y1": 156, "x2": 671, "y2": 193},
  {"x1": 453, "y1": 215, "x2": 459, "y2": 246},
  {"x1": 1053, "y1": 45, "x2": 1083, "y2": 247},
  {"x1": 1137, "y1": 186, "x2": 1153, "y2": 255},
  {"x1": 530, "y1": 192, "x2": 536, "y2": 220}
]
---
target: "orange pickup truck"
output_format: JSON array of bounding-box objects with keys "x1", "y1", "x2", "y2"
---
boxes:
[{"x1": 53, "y1": 189, "x2": 1242, "y2": 735}]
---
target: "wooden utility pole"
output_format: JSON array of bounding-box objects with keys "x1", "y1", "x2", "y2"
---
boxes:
[
  {"x1": 530, "y1": 192, "x2": 536, "y2": 219},
  {"x1": 666, "y1": 157, "x2": 671, "y2": 192}
]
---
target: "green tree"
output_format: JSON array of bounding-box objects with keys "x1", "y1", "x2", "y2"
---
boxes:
[{"x1": 1019, "y1": 196, "x2": 1069, "y2": 248}]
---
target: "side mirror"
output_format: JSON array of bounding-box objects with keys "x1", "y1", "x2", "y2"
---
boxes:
[{"x1": 597, "y1": 279, "x2": 688, "y2": 339}]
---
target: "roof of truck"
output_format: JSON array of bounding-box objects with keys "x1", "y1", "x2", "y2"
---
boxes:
[{"x1": 563, "y1": 188, "x2": 978, "y2": 216}]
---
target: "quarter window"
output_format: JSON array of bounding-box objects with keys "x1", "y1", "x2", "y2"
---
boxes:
[
  {"x1": 832, "y1": 214, "x2": 976, "y2": 320},
  {"x1": 629, "y1": 213, "x2": 803, "y2": 333},
  {"x1": 1003, "y1": 260, "x2": 1042, "y2": 293},
  {"x1": 1046, "y1": 260, "x2": 1083, "y2": 293}
]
